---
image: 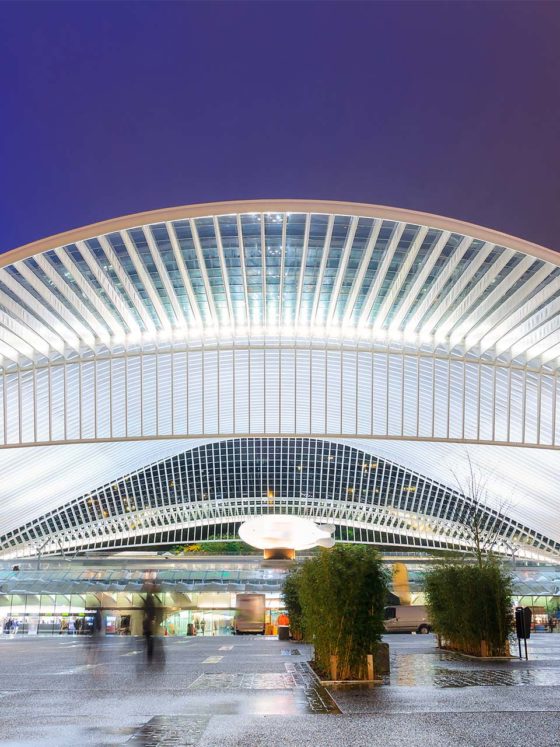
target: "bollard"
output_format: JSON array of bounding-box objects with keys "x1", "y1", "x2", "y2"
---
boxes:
[
  {"x1": 330, "y1": 654, "x2": 338, "y2": 681},
  {"x1": 367, "y1": 654, "x2": 375, "y2": 681}
]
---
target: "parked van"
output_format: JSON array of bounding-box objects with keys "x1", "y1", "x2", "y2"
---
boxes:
[{"x1": 383, "y1": 605, "x2": 431, "y2": 634}]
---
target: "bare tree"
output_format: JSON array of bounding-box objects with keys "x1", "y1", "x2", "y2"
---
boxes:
[{"x1": 450, "y1": 452, "x2": 513, "y2": 568}]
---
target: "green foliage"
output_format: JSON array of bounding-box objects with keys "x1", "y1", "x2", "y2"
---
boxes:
[
  {"x1": 283, "y1": 545, "x2": 389, "y2": 679},
  {"x1": 281, "y1": 568, "x2": 304, "y2": 640},
  {"x1": 170, "y1": 541, "x2": 256, "y2": 555},
  {"x1": 425, "y1": 561, "x2": 513, "y2": 656}
]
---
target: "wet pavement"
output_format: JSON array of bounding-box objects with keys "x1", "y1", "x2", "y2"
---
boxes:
[
  {"x1": 381, "y1": 635, "x2": 560, "y2": 687},
  {"x1": 0, "y1": 633, "x2": 559, "y2": 745}
]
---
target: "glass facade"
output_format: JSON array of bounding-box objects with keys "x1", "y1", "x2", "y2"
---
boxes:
[{"x1": 3, "y1": 439, "x2": 557, "y2": 559}]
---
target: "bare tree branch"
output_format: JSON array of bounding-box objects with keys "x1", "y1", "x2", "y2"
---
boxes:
[{"x1": 450, "y1": 451, "x2": 514, "y2": 567}]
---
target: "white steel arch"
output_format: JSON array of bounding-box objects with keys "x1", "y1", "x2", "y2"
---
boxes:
[{"x1": 1, "y1": 200, "x2": 560, "y2": 554}]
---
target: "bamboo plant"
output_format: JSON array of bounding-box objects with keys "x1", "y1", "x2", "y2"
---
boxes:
[{"x1": 283, "y1": 545, "x2": 388, "y2": 679}]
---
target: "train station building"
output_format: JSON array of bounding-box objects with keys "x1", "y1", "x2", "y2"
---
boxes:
[{"x1": 1, "y1": 200, "x2": 559, "y2": 633}]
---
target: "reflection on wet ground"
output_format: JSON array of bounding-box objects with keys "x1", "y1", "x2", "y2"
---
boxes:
[
  {"x1": 390, "y1": 654, "x2": 560, "y2": 687},
  {"x1": 189, "y1": 661, "x2": 340, "y2": 713},
  {"x1": 126, "y1": 715, "x2": 210, "y2": 746},
  {"x1": 382, "y1": 634, "x2": 560, "y2": 688}
]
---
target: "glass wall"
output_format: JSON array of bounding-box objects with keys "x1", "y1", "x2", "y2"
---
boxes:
[{"x1": 0, "y1": 591, "x2": 285, "y2": 636}]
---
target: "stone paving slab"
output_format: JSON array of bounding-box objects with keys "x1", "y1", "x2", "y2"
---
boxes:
[
  {"x1": 0, "y1": 634, "x2": 559, "y2": 746},
  {"x1": 189, "y1": 672, "x2": 300, "y2": 690},
  {"x1": 126, "y1": 715, "x2": 210, "y2": 746},
  {"x1": 188, "y1": 663, "x2": 340, "y2": 714}
]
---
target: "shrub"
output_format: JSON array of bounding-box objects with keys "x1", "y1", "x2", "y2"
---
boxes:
[
  {"x1": 170, "y1": 541, "x2": 256, "y2": 555},
  {"x1": 425, "y1": 560, "x2": 513, "y2": 656},
  {"x1": 281, "y1": 568, "x2": 304, "y2": 640},
  {"x1": 283, "y1": 545, "x2": 389, "y2": 679}
]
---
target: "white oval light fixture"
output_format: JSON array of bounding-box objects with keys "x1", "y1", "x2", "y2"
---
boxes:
[{"x1": 239, "y1": 514, "x2": 336, "y2": 559}]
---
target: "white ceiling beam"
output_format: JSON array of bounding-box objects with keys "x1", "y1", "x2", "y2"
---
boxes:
[
  {"x1": 481, "y1": 273, "x2": 560, "y2": 355},
  {"x1": 0, "y1": 269, "x2": 82, "y2": 353},
  {"x1": 403, "y1": 234, "x2": 469, "y2": 335},
  {"x1": 97, "y1": 235, "x2": 157, "y2": 334},
  {"x1": 260, "y1": 214, "x2": 267, "y2": 327},
  {"x1": 436, "y1": 248, "x2": 513, "y2": 345},
  {"x1": 341, "y1": 219, "x2": 381, "y2": 326},
  {"x1": 0, "y1": 309, "x2": 47, "y2": 360},
  {"x1": 376, "y1": 225, "x2": 430, "y2": 331},
  {"x1": 507, "y1": 296, "x2": 560, "y2": 358},
  {"x1": 0, "y1": 339, "x2": 20, "y2": 365},
  {"x1": 388, "y1": 230, "x2": 451, "y2": 333},
  {"x1": 72, "y1": 242, "x2": 141, "y2": 336},
  {"x1": 235, "y1": 215, "x2": 251, "y2": 327},
  {"x1": 14, "y1": 262, "x2": 96, "y2": 349},
  {"x1": 540, "y1": 343, "x2": 560, "y2": 367},
  {"x1": 310, "y1": 214, "x2": 335, "y2": 327},
  {"x1": 294, "y1": 214, "x2": 311, "y2": 327},
  {"x1": 120, "y1": 230, "x2": 171, "y2": 330},
  {"x1": 34, "y1": 254, "x2": 111, "y2": 346},
  {"x1": 516, "y1": 317, "x2": 560, "y2": 362},
  {"x1": 54, "y1": 247, "x2": 125, "y2": 339},
  {"x1": 0, "y1": 289, "x2": 64, "y2": 356},
  {"x1": 189, "y1": 219, "x2": 219, "y2": 327},
  {"x1": 277, "y1": 214, "x2": 287, "y2": 326},
  {"x1": 0, "y1": 321, "x2": 35, "y2": 360},
  {"x1": 424, "y1": 242, "x2": 494, "y2": 339},
  {"x1": 325, "y1": 216, "x2": 359, "y2": 327},
  {"x1": 0, "y1": 309, "x2": 49, "y2": 358},
  {"x1": 462, "y1": 258, "x2": 543, "y2": 350},
  {"x1": 213, "y1": 216, "x2": 234, "y2": 326},
  {"x1": 143, "y1": 226, "x2": 186, "y2": 327},
  {"x1": 521, "y1": 327, "x2": 560, "y2": 365},
  {"x1": 357, "y1": 222, "x2": 406, "y2": 328},
  {"x1": 164, "y1": 222, "x2": 203, "y2": 328}
]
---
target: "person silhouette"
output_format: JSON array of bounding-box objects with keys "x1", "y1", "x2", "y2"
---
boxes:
[{"x1": 143, "y1": 590, "x2": 156, "y2": 663}]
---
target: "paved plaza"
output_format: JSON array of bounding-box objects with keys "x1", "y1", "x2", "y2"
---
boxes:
[{"x1": 0, "y1": 633, "x2": 559, "y2": 746}]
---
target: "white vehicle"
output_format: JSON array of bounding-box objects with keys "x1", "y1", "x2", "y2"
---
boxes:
[{"x1": 383, "y1": 605, "x2": 431, "y2": 634}]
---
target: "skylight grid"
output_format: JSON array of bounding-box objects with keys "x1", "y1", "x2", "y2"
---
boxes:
[{"x1": 4, "y1": 437, "x2": 557, "y2": 559}]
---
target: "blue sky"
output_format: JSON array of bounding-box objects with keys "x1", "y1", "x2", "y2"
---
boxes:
[{"x1": 1, "y1": 0, "x2": 559, "y2": 251}]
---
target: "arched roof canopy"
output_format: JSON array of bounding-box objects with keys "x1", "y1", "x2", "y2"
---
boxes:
[
  {"x1": 1, "y1": 201, "x2": 560, "y2": 557},
  {"x1": 4, "y1": 200, "x2": 560, "y2": 268},
  {"x1": 1, "y1": 200, "x2": 560, "y2": 449}
]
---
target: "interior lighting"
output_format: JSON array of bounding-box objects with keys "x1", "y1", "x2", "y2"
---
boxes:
[{"x1": 238, "y1": 514, "x2": 336, "y2": 555}]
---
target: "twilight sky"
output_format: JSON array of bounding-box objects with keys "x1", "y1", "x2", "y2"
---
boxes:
[{"x1": 1, "y1": 0, "x2": 560, "y2": 253}]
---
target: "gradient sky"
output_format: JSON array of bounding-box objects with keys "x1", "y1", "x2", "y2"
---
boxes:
[{"x1": 1, "y1": 0, "x2": 560, "y2": 253}]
